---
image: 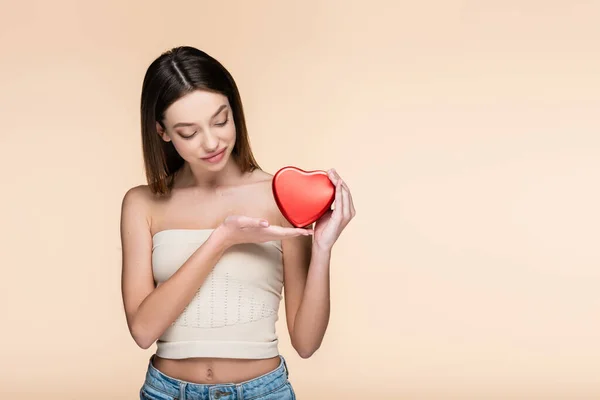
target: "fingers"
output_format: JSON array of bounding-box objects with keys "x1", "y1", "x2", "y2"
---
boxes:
[
  {"x1": 341, "y1": 180, "x2": 355, "y2": 218},
  {"x1": 259, "y1": 218, "x2": 270, "y2": 227},
  {"x1": 329, "y1": 168, "x2": 356, "y2": 219},
  {"x1": 327, "y1": 168, "x2": 341, "y2": 185},
  {"x1": 266, "y1": 225, "x2": 312, "y2": 237},
  {"x1": 236, "y1": 216, "x2": 310, "y2": 236},
  {"x1": 341, "y1": 184, "x2": 351, "y2": 221},
  {"x1": 329, "y1": 168, "x2": 345, "y2": 184},
  {"x1": 332, "y1": 177, "x2": 343, "y2": 222},
  {"x1": 296, "y1": 227, "x2": 313, "y2": 236},
  {"x1": 239, "y1": 216, "x2": 269, "y2": 228}
]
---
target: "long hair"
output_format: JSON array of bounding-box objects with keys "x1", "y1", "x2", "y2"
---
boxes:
[{"x1": 140, "y1": 46, "x2": 261, "y2": 195}]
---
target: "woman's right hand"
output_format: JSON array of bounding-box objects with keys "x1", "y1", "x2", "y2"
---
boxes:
[{"x1": 212, "y1": 215, "x2": 313, "y2": 249}]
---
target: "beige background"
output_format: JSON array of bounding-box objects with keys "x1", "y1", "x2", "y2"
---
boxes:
[{"x1": 1, "y1": 0, "x2": 599, "y2": 398}]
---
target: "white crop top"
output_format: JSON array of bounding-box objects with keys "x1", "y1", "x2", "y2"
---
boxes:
[{"x1": 151, "y1": 229, "x2": 284, "y2": 359}]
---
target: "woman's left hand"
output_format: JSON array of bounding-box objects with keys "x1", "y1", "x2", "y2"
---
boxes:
[{"x1": 312, "y1": 168, "x2": 356, "y2": 251}]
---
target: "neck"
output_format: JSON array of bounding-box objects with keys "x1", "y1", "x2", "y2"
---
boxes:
[{"x1": 177, "y1": 157, "x2": 244, "y2": 190}]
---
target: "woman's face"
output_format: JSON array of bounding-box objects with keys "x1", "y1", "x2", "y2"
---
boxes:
[{"x1": 157, "y1": 89, "x2": 236, "y2": 171}]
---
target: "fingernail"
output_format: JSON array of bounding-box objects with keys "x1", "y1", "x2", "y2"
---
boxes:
[{"x1": 260, "y1": 220, "x2": 269, "y2": 226}]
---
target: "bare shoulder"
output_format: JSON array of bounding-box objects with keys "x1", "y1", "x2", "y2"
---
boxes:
[
  {"x1": 122, "y1": 184, "x2": 154, "y2": 208},
  {"x1": 247, "y1": 168, "x2": 273, "y2": 183},
  {"x1": 120, "y1": 184, "x2": 155, "y2": 225},
  {"x1": 245, "y1": 168, "x2": 276, "y2": 205}
]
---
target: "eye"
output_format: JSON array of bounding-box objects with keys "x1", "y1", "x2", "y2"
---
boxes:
[
  {"x1": 181, "y1": 131, "x2": 197, "y2": 139},
  {"x1": 215, "y1": 117, "x2": 229, "y2": 127}
]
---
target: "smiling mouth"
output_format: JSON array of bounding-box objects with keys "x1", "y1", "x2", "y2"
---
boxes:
[{"x1": 201, "y1": 147, "x2": 226, "y2": 160}]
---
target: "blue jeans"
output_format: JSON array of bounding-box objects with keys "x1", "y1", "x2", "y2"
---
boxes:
[{"x1": 140, "y1": 355, "x2": 296, "y2": 400}]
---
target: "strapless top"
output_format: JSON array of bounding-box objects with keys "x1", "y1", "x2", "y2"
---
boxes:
[{"x1": 151, "y1": 229, "x2": 284, "y2": 359}]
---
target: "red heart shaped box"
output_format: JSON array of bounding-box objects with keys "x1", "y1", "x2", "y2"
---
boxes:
[{"x1": 272, "y1": 166, "x2": 335, "y2": 228}]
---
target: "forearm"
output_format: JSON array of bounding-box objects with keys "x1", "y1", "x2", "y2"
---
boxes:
[
  {"x1": 131, "y1": 231, "x2": 228, "y2": 348},
  {"x1": 291, "y1": 245, "x2": 332, "y2": 357}
]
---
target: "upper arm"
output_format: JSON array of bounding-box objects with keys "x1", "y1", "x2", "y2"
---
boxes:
[
  {"x1": 280, "y1": 217, "x2": 313, "y2": 337},
  {"x1": 262, "y1": 173, "x2": 313, "y2": 337},
  {"x1": 120, "y1": 185, "x2": 155, "y2": 332}
]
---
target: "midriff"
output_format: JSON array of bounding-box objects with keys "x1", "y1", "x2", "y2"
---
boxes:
[{"x1": 151, "y1": 355, "x2": 281, "y2": 384}]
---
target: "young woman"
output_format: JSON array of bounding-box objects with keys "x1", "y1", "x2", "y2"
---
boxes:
[{"x1": 120, "y1": 46, "x2": 355, "y2": 400}]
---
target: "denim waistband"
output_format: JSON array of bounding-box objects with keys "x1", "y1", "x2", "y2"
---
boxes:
[{"x1": 142, "y1": 354, "x2": 290, "y2": 400}]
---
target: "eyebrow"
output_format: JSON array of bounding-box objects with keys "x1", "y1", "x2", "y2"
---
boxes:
[{"x1": 172, "y1": 104, "x2": 228, "y2": 129}]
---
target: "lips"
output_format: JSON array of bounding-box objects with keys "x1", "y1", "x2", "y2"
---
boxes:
[{"x1": 201, "y1": 147, "x2": 226, "y2": 160}]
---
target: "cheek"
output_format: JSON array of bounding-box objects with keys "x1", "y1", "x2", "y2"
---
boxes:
[
  {"x1": 224, "y1": 122, "x2": 236, "y2": 142},
  {"x1": 170, "y1": 139, "x2": 195, "y2": 158}
]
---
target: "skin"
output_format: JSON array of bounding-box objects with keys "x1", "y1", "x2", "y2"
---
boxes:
[{"x1": 120, "y1": 89, "x2": 356, "y2": 384}]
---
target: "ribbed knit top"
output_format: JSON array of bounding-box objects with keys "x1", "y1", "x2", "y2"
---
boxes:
[{"x1": 151, "y1": 229, "x2": 284, "y2": 359}]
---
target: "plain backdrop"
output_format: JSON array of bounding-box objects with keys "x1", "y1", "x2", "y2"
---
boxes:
[{"x1": 1, "y1": 1, "x2": 599, "y2": 399}]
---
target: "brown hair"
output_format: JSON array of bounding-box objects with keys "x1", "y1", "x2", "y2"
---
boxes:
[{"x1": 140, "y1": 46, "x2": 261, "y2": 195}]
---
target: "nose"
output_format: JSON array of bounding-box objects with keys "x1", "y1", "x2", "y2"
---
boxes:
[{"x1": 202, "y1": 128, "x2": 219, "y2": 152}]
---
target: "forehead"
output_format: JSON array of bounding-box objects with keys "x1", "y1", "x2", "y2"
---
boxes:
[{"x1": 164, "y1": 90, "x2": 229, "y2": 123}]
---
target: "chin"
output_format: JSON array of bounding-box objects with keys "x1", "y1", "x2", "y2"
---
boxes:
[
  {"x1": 201, "y1": 153, "x2": 231, "y2": 170},
  {"x1": 205, "y1": 163, "x2": 227, "y2": 172}
]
